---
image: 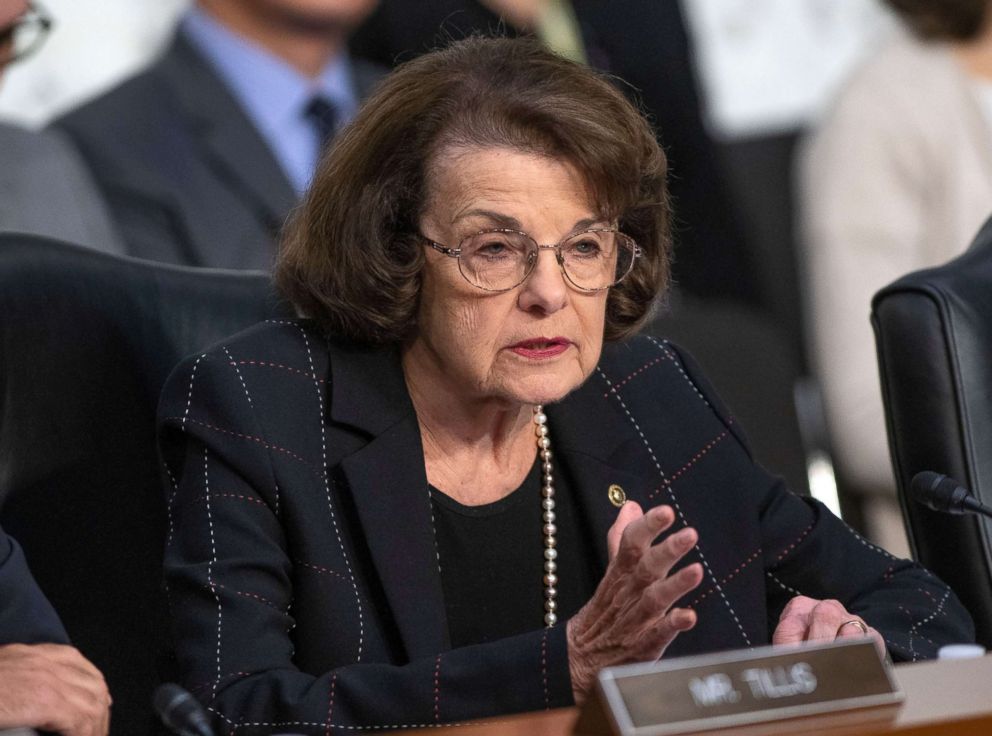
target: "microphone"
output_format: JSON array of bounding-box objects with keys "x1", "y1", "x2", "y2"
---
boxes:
[
  {"x1": 153, "y1": 683, "x2": 215, "y2": 736},
  {"x1": 910, "y1": 471, "x2": 992, "y2": 520}
]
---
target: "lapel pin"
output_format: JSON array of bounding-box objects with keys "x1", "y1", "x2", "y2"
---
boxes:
[{"x1": 608, "y1": 484, "x2": 626, "y2": 507}]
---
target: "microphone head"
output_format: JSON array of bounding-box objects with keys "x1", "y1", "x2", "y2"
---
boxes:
[
  {"x1": 910, "y1": 471, "x2": 970, "y2": 514},
  {"x1": 153, "y1": 683, "x2": 215, "y2": 736}
]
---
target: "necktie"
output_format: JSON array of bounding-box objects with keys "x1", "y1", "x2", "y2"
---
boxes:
[{"x1": 305, "y1": 96, "x2": 339, "y2": 150}]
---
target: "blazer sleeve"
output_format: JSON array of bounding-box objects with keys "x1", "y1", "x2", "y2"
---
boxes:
[
  {"x1": 158, "y1": 351, "x2": 573, "y2": 733},
  {"x1": 671, "y1": 345, "x2": 975, "y2": 662},
  {"x1": 0, "y1": 526, "x2": 70, "y2": 646}
]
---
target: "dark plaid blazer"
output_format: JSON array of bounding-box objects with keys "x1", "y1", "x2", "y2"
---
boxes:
[{"x1": 158, "y1": 320, "x2": 973, "y2": 734}]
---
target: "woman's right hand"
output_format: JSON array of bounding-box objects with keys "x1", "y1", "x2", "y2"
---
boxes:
[{"x1": 566, "y1": 502, "x2": 703, "y2": 702}]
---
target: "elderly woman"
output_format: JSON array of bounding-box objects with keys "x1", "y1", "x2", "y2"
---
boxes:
[{"x1": 159, "y1": 37, "x2": 972, "y2": 732}]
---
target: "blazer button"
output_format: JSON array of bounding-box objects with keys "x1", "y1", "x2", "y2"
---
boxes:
[{"x1": 608, "y1": 484, "x2": 626, "y2": 507}]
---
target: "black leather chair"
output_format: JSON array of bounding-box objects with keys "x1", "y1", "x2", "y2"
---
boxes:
[
  {"x1": 0, "y1": 234, "x2": 290, "y2": 734},
  {"x1": 872, "y1": 216, "x2": 992, "y2": 648}
]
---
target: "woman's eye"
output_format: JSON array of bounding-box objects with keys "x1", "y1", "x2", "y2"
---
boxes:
[
  {"x1": 570, "y1": 238, "x2": 603, "y2": 256},
  {"x1": 478, "y1": 241, "x2": 508, "y2": 255}
]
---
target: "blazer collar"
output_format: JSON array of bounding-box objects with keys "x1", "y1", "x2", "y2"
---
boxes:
[{"x1": 326, "y1": 339, "x2": 413, "y2": 435}]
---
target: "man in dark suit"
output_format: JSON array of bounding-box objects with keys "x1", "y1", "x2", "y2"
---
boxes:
[
  {"x1": 54, "y1": 0, "x2": 383, "y2": 269},
  {"x1": 0, "y1": 526, "x2": 110, "y2": 735}
]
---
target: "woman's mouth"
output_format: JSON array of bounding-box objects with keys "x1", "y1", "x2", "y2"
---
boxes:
[{"x1": 508, "y1": 337, "x2": 572, "y2": 359}]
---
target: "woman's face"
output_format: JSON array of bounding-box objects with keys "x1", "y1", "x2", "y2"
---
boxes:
[{"x1": 408, "y1": 146, "x2": 610, "y2": 408}]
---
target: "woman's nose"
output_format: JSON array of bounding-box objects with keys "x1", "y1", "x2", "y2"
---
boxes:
[{"x1": 517, "y1": 247, "x2": 568, "y2": 314}]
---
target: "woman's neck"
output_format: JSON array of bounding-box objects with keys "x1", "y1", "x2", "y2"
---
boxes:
[{"x1": 403, "y1": 349, "x2": 538, "y2": 505}]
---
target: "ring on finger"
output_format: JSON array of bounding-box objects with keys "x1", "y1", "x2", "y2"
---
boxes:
[{"x1": 837, "y1": 618, "x2": 869, "y2": 636}]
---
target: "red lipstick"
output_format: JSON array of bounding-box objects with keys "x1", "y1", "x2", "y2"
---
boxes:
[{"x1": 508, "y1": 337, "x2": 572, "y2": 359}]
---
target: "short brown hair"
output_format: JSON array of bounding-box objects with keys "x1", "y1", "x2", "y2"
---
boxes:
[
  {"x1": 884, "y1": 0, "x2": 989, "y2": 41},
  {"x1": 276, "y1": 36, "x2": 671, "y2": 344}
]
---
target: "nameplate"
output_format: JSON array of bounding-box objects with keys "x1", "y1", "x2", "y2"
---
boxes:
[{"x1": 575, "y1": 639, "x2": 902, "y2": 735}]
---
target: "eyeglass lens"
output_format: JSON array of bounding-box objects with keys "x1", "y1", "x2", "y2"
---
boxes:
[{"x1": 457, "y1": 230, "x2": 635, "y2": 291}]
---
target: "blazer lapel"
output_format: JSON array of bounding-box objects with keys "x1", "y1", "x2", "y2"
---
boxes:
[
  {"x1": 162, "y1": 34, "x2": 297, "y2": 249},
  {"x1": 548, "y1": 375, "x2": 671, "y2": 568},
  {"x1": 327, "y1": 341, "x2": 449, "y2": 661}
]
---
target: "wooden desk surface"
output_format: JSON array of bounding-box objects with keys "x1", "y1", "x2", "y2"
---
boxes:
[{"x1": 393, "y1": 654, "x2": 992, "y2": 735}]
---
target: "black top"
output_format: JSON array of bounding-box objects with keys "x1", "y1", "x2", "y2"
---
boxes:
[{"x1": 430, "y1": 456, "x2": 600, "y2": 648}]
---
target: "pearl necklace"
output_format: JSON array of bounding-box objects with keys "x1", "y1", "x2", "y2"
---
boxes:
[{"x1": 534, "y1": 405, "x2": 558, "y2": 627}]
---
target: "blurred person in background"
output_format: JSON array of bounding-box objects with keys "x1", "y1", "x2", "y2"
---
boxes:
[
  {"x1": 0, "y1": 0, "x2": 122, "y2": 252},
  {"x1": 0, "y1": 522, "x2": 111, "y2": 735},
  {"x1": 801, "y1": 0, "x2": 992, "y2": 552},
  {"x1": 350, "y1": 0, "x2": 762, "y2": 310},
  {"x1": 54, "y1": 0, "x2": 384, "y2": 270}
]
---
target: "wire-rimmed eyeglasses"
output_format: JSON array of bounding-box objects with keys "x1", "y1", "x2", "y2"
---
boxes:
[
  {"x1": 0, "y1": 2, "x2": 53, "y2": 68},
  {"x1": 422, "y1": 227, "x2": 642, "y2": 293}
]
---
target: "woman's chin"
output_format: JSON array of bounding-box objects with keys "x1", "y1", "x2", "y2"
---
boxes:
[{"x1": 501, "y1": 375, "x2": 584, "y2": 407}]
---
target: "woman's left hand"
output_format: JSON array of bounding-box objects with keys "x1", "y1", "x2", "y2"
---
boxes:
[{"x1": 772, "y1": 596, "x2": 887, "y2": 659}]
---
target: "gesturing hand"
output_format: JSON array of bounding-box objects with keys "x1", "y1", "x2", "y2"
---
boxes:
[
  {"x1": 566, "y1": 502, "x2": 703, "y2": 702},
  {"x1": 0, "y1": 643, "x2": 111, "y2": 736},
  {"x1": 772, "y1": 596, "x2": 887, "y2": 659}
]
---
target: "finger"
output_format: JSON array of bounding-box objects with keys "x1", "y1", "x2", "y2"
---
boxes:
[
  {"x1": 807, "y1": 600, "x2": 850, "y2": 642},
  {"x1": 45, "y1": 662, "x2": 111, "y2": 707},
  {"x1": 100, "y1": 699, "x2": 112, "y2": 736},
  {"x1": 29, "y1": 644, "x2": 105, "y2": 684},
  {"x1": 636, "y1": 527, "x2": 698, "y2": 584},
  {"x1": 628, "y1": 563, "x2": 704, "y2": 627},
  {"x1": 772, "y1": 606, "x2": 812, "y2": 647},
  {"x1": 615, "y1": 505, "x2": 676, "y2": 567},
  {"x1": 640, "y1": 607, "x2": 698, "y2": 661},
  {"x1": 0, "y1": 646, "x2": 109, "y2": 707},
  {"x1": 772, "y1": 595, "x2": 821, "y2": 646},
  {"x1": 607, "y1": 501, "x2": 644, "y2": 560},
  {"x1": 40, "y1": 683, "x2": 109, "y2": 736},
  {"x1": 777, "y1": 595, "x2": 818, "y2": 623},
  {"x1": 836, "y1": 623, "x2": 868, "y2": 640}
]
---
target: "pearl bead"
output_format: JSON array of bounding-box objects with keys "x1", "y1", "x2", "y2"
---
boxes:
[{"x1": 533, "y1": 405, "x2": 559, "y2": 629}]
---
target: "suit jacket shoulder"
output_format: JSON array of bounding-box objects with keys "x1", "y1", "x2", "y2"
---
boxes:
[
  {"x1": 53, "y1": 33, "x2": 296, "y2": 269},
  {"x1": 0, "y1": 123, "x2": 123, "y2": 252}
]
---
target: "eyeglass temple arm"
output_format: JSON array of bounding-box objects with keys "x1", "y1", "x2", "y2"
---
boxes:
[{"x1": 427, "y1": 241, "x2": 461, "y2": 258}]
